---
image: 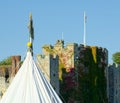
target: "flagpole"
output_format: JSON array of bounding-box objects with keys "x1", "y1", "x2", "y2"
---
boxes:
[
  {"x1": 27, "y1": 13, "x2": 34, "y2": 56},
  {"x1": 83, "y1": 11, "x2": 86, "y2": 47}
]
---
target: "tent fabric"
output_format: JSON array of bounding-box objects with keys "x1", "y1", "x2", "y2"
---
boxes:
[{"x1": 0, "y1": 51, "x2": 62, "y2": 103}]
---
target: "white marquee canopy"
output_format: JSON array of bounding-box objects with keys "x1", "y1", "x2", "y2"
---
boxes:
[{"x1": 0, "y1": 51, "x2": 63, "y2": 103}]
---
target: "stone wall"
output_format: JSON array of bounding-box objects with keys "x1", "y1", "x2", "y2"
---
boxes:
[
  {"x1": 37, "y1": 54, "x2": 60, "y2": 94},
  {"x1": 0, "y1": 66, "x2": 11, "y2": 99},
  {"x1": 0, "y1": 55, "x2": 21, "y2": 98},
  {"x1": 11, "y1": 56, "x2": 21, "y2": 77},
  {"x1": 42, "y1": 40, "x2": 78, "y2": 80},
  {"x1": 107, "y1": 64, "x2": 120, "y2": 103},
  {"x1": 0, "y1": 65, "x2": 11, "y2": 77},
  {"x1": 37, "y1": 40, "x2": 79, "y2": 102},
  {"x1": 0, "y1": 77, "x2": 9, "y2": 98},
  {"x1": 76, "y1": 45, "x2": 108, "y2": 103}
]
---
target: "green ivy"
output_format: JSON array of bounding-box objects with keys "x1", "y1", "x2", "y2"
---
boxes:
[
  {"x1": 76, "y1": 47, "x2": 108, "y2": 103},
  {"x1": 112, "y1": 52, "x2": 120, "y2": 64},
  {"x1": 0, "y1": 57, "x2": 12, "y2": 66}
]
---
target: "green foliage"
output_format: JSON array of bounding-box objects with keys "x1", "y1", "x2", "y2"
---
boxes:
[
  {"x1": 77, "y1": 47, "x2": 108, "y2": 103},
  {"x1": 112, "y1": 52, "x2": 120, "y2": 64},
  {"x1": 0, "y1": 57, "x2": 12, "y2": 66}
]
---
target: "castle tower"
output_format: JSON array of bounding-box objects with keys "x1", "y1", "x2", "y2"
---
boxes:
[
  {"x1": 107, "y1": 64, "x2": 120, "y2": 103},
  {"x1": 11, "y1": 56, "x2": 21, "y2": 77},
  {"x1": 37, "y1": 40, "x2": 79, "y2": 99},
  {"x1": 76, "y1": 45, "x2": 108, "y2": 103},
  {"x1": 37, "y1": 54, "x2": 59, "y2": 94}
]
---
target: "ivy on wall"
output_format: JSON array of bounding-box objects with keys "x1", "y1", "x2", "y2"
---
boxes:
[
  {"x1": 76, "y1": 47, "x2": 108, "y2": 103},
  {"x1": 60, "y1": 68, "x2": 76, "y2": 102},
  {"x1": 43, "y1": 45, "x2": 108, "y2": 103}
]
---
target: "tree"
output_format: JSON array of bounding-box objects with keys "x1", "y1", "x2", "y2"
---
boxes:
[
  {"x1": 112, "y1": 52, "x2": 120, "y2": 64},
  {"x1": 0, "y1": 57, "x2": 12, "y2": 66}
]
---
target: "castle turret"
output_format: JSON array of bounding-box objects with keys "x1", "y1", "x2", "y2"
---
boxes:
[{"x1": 11, "y1": 56, "x2": 21, "y2": 77}]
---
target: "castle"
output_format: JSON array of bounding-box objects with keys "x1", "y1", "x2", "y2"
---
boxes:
[
  {"x1": 0, "y1": 39, "x2": 109, "y2": 102},
  {"x1": 36, "y1": 40, "x2": 108, "y2": 103}
]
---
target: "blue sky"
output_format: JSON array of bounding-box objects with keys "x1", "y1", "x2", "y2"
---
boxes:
[{"x1": 0, "y1": 0, "x2": 120, "y2": 63}]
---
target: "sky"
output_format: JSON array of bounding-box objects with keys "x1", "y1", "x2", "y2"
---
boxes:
[{"x1": 0, "y1": 0, "x2": 120, "y2": 63}]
